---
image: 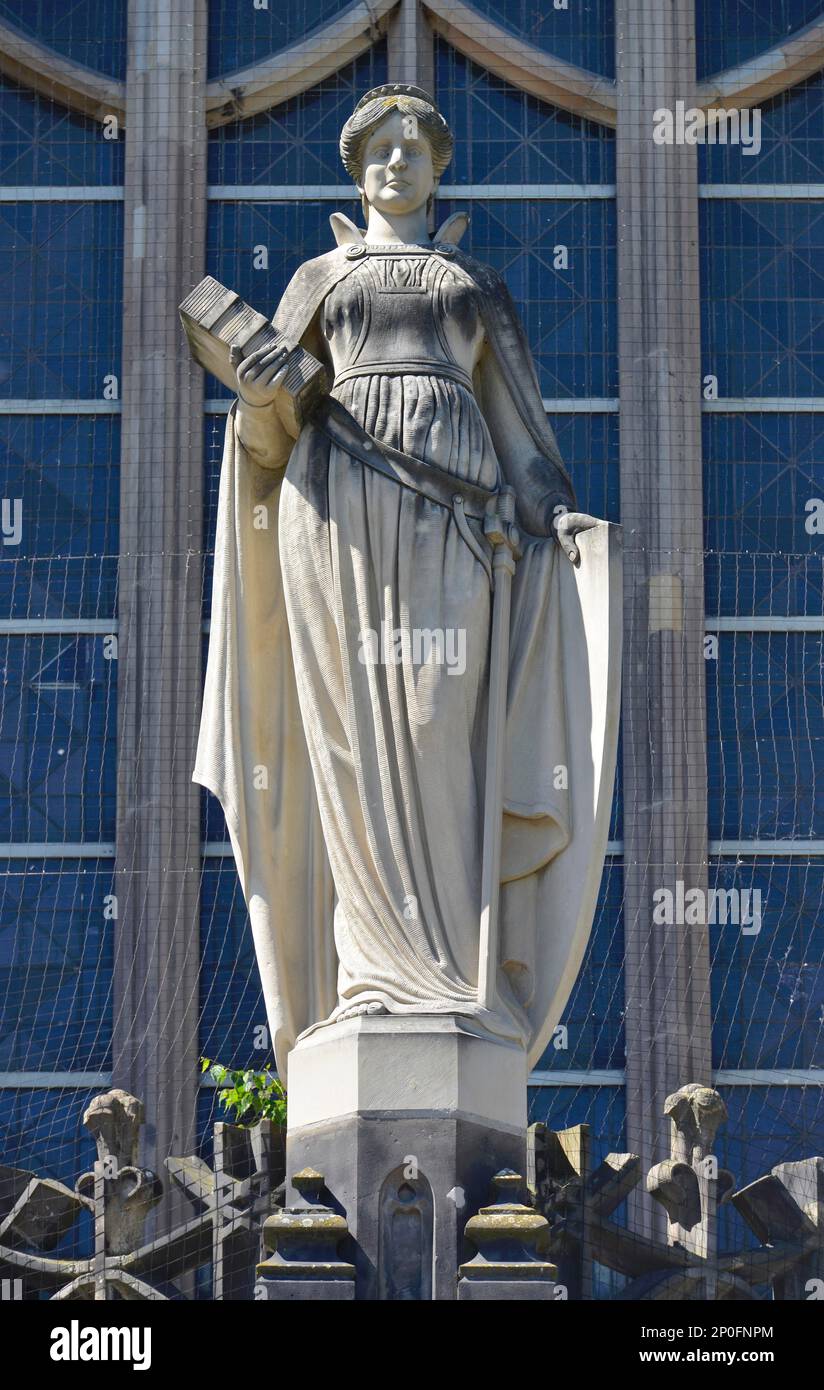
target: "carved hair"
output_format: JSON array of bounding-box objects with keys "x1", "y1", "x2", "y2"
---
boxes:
[{"x1": 339, "y1": 84, "x2": 454, "y2": 188}]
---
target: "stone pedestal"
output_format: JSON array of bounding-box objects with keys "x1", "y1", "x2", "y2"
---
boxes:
[
  {"x1": 285, "y1": 1016, "x2": 527, "y2": 1301},
  {"x1": 457, "y1": 1169, "x2": 559, "y2": 1301},
  {"x1": 255, "y1": 1169, "x2": 355, "y2": 1302}
]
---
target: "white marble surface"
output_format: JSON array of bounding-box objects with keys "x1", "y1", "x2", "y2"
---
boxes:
[{"x1": 287, "y1": 1015, "x2": 528, "y2": 1133}]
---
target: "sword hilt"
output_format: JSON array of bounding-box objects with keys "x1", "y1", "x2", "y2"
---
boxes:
[
  {"x1": 485, "y1": 485, "x2": 520, "y2": 559},
  {"x1": 498, "y1": 485, "x2": 516, "y2": 526}
]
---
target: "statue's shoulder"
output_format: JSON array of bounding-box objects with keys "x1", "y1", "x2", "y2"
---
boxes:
[
  {"x1": 448, "y1": 246, "x2": 498, "y2": 281},
  {"x1": 283, "y1": 246, "x2": 350, "y2": 292},
  {"x1": 448, "y1": 248, "x2": 517, "y2": 317},
  {"x1": 274, "y1": 247, "x2": 352, "y2": 331},
  {"x1": 304, "y1": 246, "x2": 351, "y2": 272}
]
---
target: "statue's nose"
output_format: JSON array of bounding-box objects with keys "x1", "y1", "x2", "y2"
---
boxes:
[{"x1": 388, "y1": 147, "x2": 407, "y2": 170}]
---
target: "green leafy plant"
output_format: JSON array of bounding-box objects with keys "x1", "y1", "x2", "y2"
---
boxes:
[{"x1": 201, "y1": 1057, "x2": 287, "y2": 1127}]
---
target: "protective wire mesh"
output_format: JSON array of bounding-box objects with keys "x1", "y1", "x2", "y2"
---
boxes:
[{"x1": 0, "y1": 0, "x2": 821, "y2": 1302}]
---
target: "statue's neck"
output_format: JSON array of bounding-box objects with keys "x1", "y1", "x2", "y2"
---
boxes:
[{"x1": 364, "y1": 206, "x2": 431, "y2": 247}]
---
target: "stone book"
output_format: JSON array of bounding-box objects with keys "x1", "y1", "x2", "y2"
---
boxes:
[{"x1": 179, "y1": 275, "x2": 328, "y2": 434}]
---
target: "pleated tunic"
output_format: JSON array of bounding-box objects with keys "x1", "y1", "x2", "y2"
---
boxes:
[{"x1": 279, "y1": 247, "x2": 508, "y2": 1022}]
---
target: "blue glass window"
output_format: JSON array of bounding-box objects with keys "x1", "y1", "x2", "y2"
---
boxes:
[
  {"x1": 696, "y1": 0, "x2": 824, "y2": 81},
  {"x1": 699, "y1": 73, "x2": 824, "y2": 184},
  {"x1": 0, "y1": 1, "x2": 127, "y2": 80},
  {"x1": 711, "y1": 859, "x2": 824, "y2": 1070},
  {"x1": 436, "y1": 40, "x2": 614, "y2": 186},
  {"x1": 207, "y1": 0, "x2": 354, "y2": 79},
  {"x1": 196, "y1": 1085, "x2": 223, "y2": 1168},
  {"x1": 0, "y1": 415, "x2": 119, "y2": 621},
  {"x1": 0, "y1": 634, "x2": 116, "y2": 842},
  {"x1": 0, "y1": 76, "x2": 123, "y2": 186},
  {"x1": 714, "y1": 1085, "x2": 824, "y2": 1253},
  {"x1": 200, "y1": 861, "x2": 265, "y2": 1071},
  {"x1": 0, "y1": 857, "x2": 113, "y2": 1070},
  {"x1": 706, "y1": 632, "x2": 823, "y2": 840},
  {"x1": 534, "y1": 861, "x2": 624, "y2": 1073},
  {"x1": 466, "y1": 0, "x2": 614, "y2": 77},
  {"x1": 717, "y1": 1083, "x2": 824, "y2": 1201},
  {"x1": 701, "y1": 200, "x2": 824, "y2": 399},
  {"x1": 208, "y1": 46, "x2": 387, "y2": 187},
  {"x1": 704, "y1": 414, "x2": 824, "y2": 619},
  {"x1": 0, "y1": 201, "x2": 122, "y2": 399},
  {"x1": 550, "y1": 411, "x2": 619, "y2": 521}
]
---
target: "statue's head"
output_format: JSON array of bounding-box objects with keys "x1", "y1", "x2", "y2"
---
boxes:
[{"x1": 340, "y1": 84, "x2": 453, "y2": 225}]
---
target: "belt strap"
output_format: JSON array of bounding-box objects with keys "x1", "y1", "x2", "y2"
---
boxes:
[
  {"x1": 316, "y1": 396, "x2": 498, "y2": 523},
  {"x1": 333, "y1": 361, "x2": 474, "y2": 393}
]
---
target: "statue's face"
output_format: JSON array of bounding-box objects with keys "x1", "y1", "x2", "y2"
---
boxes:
[{"x1": 359, "y1": 109, "x2": 435, "y2": 217}]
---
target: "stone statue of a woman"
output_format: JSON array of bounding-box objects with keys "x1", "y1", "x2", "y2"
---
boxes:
[{"x1": 194, "y1": 85, "x2": 621, "y2": 1079}]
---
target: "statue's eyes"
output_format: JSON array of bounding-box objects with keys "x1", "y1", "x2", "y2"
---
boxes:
[{"x1": 369, "y1": 143, "x2": 423, "y2": 161}]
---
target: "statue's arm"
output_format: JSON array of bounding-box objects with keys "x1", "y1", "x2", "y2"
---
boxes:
[
  {"x1": 235, "y1": 303, "x2": 329, "y2": 470},
  {"x1": 235, "y1": 396, "x2": 294, "y2": 470},
  {"x1": 475, "y1": 339, "x2": 576, "y2": 537}
]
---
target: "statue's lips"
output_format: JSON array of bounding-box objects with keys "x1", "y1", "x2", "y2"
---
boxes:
[{"x1": 383, "y1": 180, "x2": 410, "y2": 190}]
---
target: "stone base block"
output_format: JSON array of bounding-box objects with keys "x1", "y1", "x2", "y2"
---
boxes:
[
  {"x1": 458, "y1": 1279, "x2": 559, "y2": 1300},
  {"x1": 285, "y1": 1016, "x2": 528, "y2": 1301},
  {"x1": 287, "y1": 1013, "x2": 527, "y2": 1132},
  {"x1": 254, "y1": 1278, "x2": 354, "y2": 1301}
]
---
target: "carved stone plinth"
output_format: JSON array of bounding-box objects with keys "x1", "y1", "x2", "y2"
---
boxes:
[
  {"x1": 255, "y1": 1169, "x2": 355, "y2": 1302},
  {"x1": 458, "y1": 1170, "x2": 558, "y2": 1301},
  {"x1": 285, "y1": 1016, "x2": 528, "y2": 1300}
]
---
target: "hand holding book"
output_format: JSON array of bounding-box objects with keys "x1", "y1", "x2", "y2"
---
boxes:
[
  {"x1": 179, "y1": 276, "x2": 328, "y2": 437},
  {"x1": 231, "y1": 342, "x2": 291, "y2": 408}
]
